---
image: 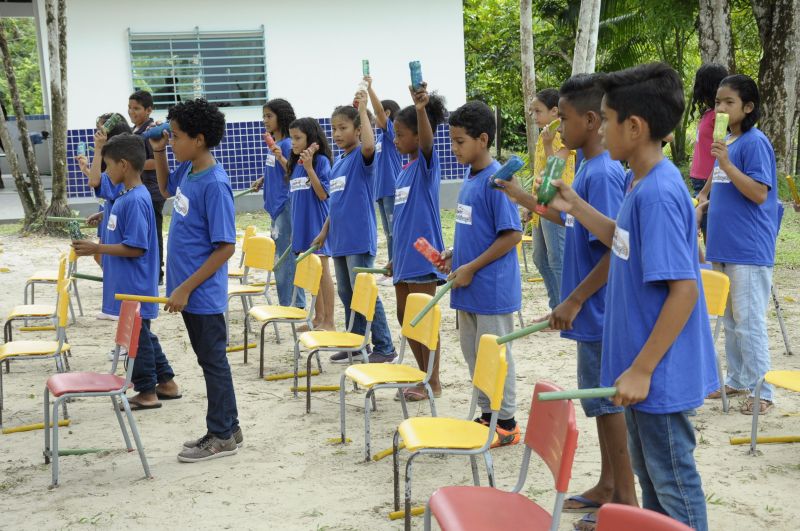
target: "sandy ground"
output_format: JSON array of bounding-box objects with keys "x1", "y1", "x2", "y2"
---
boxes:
[{"x1": 0, "y1": 223, "x2": 798, "y2": 531}]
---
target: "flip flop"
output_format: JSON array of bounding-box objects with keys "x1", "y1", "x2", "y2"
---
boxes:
[
  {"x1": 573, "y1": 512, "x2": 597, "y2": 531},
  {"x1": 121, "y1": 401, "x2": 162, "y2": 411},
  {"x1": 156, "y1": 391, "x2": 182, "y2": 400},
  {"x1": 562, "y1": 495, "x2": 602, "y2": 513}
]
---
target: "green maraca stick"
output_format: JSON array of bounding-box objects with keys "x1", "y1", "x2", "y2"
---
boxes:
[
  {"x1": 354, "y1": 267, "x2": 390, "y2": 275},
  {"x1": 410, "y1": 280, "x2": 454, "y2": 327},
  {"x1": 295, "y1": 245, "x2": 320, "y2": 264},
  {"x1": 538, "y1": 387, "x2": 617, "y2": 401},
  {"x1": 273, "y1": 245, "x2": 293, "y2": 270},
  {"x1": 496, "y1": 320, "x2": 550, "y2": 345}
]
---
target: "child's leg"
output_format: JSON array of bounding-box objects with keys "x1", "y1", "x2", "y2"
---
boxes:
[
  {"x1": 476, "y1": 313, "x2": 515, "y2": 421},
  {"x1": 531, "y1": 221, "x2": 558, "y2": 310},
  {"x1": 625, "y1": 408, "x2": 708, "y2": 531},
  {"x1": 148, "y1": 325, "x2": 178, "y2": 396},
  {"x1": 345, "y1": 254, "x2": 395, "y2": 356},
  {"x1": 130, "y1": 318, "x2": 160, "y2": 405},
  {"x1": 314, "y1": 256, "x2": 335, "y2": 330},
  {"x1": 541, "y1": 218, "x2": 565, "y2": 306},
  {"x1": 715, "y1": 262, "x2": 747, "y2": 391},
  {"x1": 457, "y1": 311, "x2": 484, "y2": 411},
  {"x1": 154, "y1": 199, "x2": 165, "y2": 283},
  {"x1": 272, "y1": 205, "x2": 305, "y2": 308},
  {"x1": 333, "y1": 256, "x2": 354, "y2": 329},
  {"x1": 181, "y1": 312, "x2": 239, "y2": 438}
]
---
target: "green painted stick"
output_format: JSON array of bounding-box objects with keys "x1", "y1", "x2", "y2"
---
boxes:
[
  {"x1": 46, "y1": 216, "x2": 81, "y2": 223},
  {"x1": 72, "y1": 272, "x2": 103, "y2": 282},
  {"x1": 410, "y1": 280, "x2": 454, "y2": 327},
  {"x1": 538, "y1": 387, "x2": 617, "y2": 401},
  {"x1": 233, "y1": 188, "x2": 253, "y2": 199},
  {"x1": 496, "y1": 321, "x2": 550, "y2": 345},
  {"x1": 354, "y1": 267, "x2": 390, "y2": 275},
  {"x1": 58, "y1": 448, "x2": 109, "y2": 456},
  {"x1": 273, "y1": 245, "x2": 293, "y2": 270},
  {"x1": 295, "y1": 245, "x2": 320, "y2": 264}
]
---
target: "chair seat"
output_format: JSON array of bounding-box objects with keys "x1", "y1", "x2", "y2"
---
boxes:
[
  {"x1": 228, "y1": 268, "x2": 245, "y2": 278},
  {"x1": 429, "y1": 486, "x2": 552, "y2": 531},
  {"x1": 228, "y1": 285, "x2": 265, "y2": 296},
  {"x1": 299, "y1": 331, "x2": 364, "y2": 350},
  {"x1": 398, "y1": 417, "x2": 497, "y2": 452},
  {"x1": 249, "y1": 280, "x2": 277, "y2": 287},
  {"x1": 345, "y1": 364, "x2": 425, "y2": 388},
  {"x1": 0, "y1": 340, "x2": 67, "y2": 360},
  {"x1": 27, "y1": 270, "x2": 59, "y2": 282},
  {"x1": 7, "y1": 304, "x2": 55, "y2": 319},
  {"x1": 249, "y1": 304, "x2": 308, "y2": 322},
  {"x1": 765, "y1": 370, "x2": 800, "y2": 392},
  {"x1": 521, "y1": 235, "x2": 533, "y2": 244},
  {"x1": 46, "y1": 372, "x2": 127, "y2": 397}
]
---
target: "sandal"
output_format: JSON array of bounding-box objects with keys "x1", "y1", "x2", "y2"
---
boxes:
[
  {"x1": 740, "y1": 397, "x2": 773, "y2": 415},
  {"x1": 707, "y1": 386, "x2": 744, "y2": 399},
  {"x1": 573, "y1": 512, "x2": 597, "y2": 531}
]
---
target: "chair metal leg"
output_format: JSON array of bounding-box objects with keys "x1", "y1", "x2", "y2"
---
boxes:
[
  {"x1": 0, "y1": 368, "x2": 4, "y2": 427},
  {"x1": 470, "y1": 455, "x2": 480, "y2": 486},
  {"x1": 399, "y1": 387, "x2": 409, "y2": 419},
  {"x1": 68, "y1": 296, "x2": 77, "y2": 325},
  {"x1": 424, "y1": 382, "x2": 437, "y2": 417},
  {"x1": 424, "y1": 502, "x2": 432, "y2": 531},
  {"x1": 517, "y1": 310, "x2": 524, "y2": 328},
  {"x1": 393, "y1": 430, "x2": 401, "y2": 511},
  {"x1": 110, "y1": 395, "x2": 133, "y2": 450},
  {"x1": 306, "y1": 351, "x2": 315, "y2": 413},
  {"x1": 713, "y1": 319, "x2": 728, "y2": 413},
  {"x1": 405, "y1": 452, "x2": 419, "y2": 531},
  {"x1": 483, "y1": 451, "x2": 495, "y2": 487},
  {"x1": 259, "y1": 322, "x2": 270, "y2": 378},
  {"x1": 72, "y1": 279, "x2": 84, "y2": 317},
  {"x1": 364, "y1": 390, "x2": 373, "y2": 461},
  {"x1": 772, "y1": 285, "x2": 794, "y2": 356},
  {"x1": 293, "y1": 342, "x2": 301, "y2": 398},
  {"x1": 750, "y1": 377, "x2": 766, "y2": 455},
  {"x1": 51, "y1": 399, "x2": 61, "y2": 487},
  {"x1": 55, "y1": 358, "x2": 69, "y2": 420},
  {"x1": 522, "y1": 246, "x2": 529, "y2": 272},
  {"x1": 120, "y1": 394, "x2": 152, "y2": 478},
  {"x1": 43, "y1": 387, "x2": 50, "y2": 464},
  {"x1": 31, "y1": 283, "x2": 35, "y2": 304},
  {"x1": 339, "y1": 373, "x2": 348, "y2": 446}
]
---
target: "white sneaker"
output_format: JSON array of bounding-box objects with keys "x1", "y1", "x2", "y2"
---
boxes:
[
  {"x1": 96, "y1": 312, "x2": 119, "y2": 321},
  {"x1": 377, "y1": 275, "x2": 394, "y2": 287}
]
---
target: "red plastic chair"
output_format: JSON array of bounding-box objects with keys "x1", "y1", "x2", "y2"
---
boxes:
[
  {"x1": 425, "y1": 381, "x2": 579, "y2": 531},
  {"x1": 596, "y1": 503, "x2": 693, "y2": 530},
  {"x1": 43, "y1": 301, "x2": 152, "y2": 487}
]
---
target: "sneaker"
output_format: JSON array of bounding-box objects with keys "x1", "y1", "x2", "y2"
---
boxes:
[
  {"x1": 96, "y1": 312, "x2": 119, "y2": 321},
  {"x1": 183, "y1": 426, "x2": 243, "y2": 449},
  {"x1": 330, "y1": 350, "x2": 366, "y2": 364},
  {"x1": 377, "y1": 275, "x2": 394, "y2": 287},
  {"x1": 368, "y1": 351, "x2": 397, "y2": 363},
  {"x1": 177, "y1": 434, "x2": 239, "y2": 463},
  {"x1": 492, "y1": 424, "x2": 521, "y2": 448}
]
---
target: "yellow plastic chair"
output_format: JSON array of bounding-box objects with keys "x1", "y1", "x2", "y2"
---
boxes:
[
  {"x1": 700, "y1": 269, "x2": 731, "y2": 412},
  {"x1": 229, "y1": 225, "x2": 256, "y2": 282},
  {"x1": 25, "y1": 248, "x2": 83, "y2": 319},
  {"x1": 244, "y1": 253, "x2": 323, "y2": 377},
  {"x1": 294, "y1": 272, "x2": 379, "y2": 413},
  {"x1": 750, "y1": 371, "x2": 800, "y2": 454},
  {"x1": 339, "y1": 292, "x2": 441, "y2": 460},
  {"x1": 225, "y1": 235, "x2": 278, "y2": 342},
  {"x1": 1, "y1": 281, "x2": 71, "y2": 429},
  {"x1": 392, "y1": 334, "x2": 507, "y2": 528},
  {"x1": 5, "y1": 256, "x2": 70, "y2": 344}
]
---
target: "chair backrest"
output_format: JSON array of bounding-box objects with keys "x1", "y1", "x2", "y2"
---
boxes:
[
  {"x1": 700, "y1": 269, "x2": 729, "y2": 317},
  {"x1": 472, "y1": 335, "x2": 508, "y2": 412},
  {"x1": 116, "y1": 301, "x2": 142, "y2": 360},
  {"x1": 293, "y1": 253, "x2": 323, "y2": 295},
  {"x1": 401, "y1": 293, "x2": 440, "y2": 351},
  {"x1": 243, "y1": 235, "x2": 276, "y2": 272},
  {"x1": 57, "y1": 253, "x2": 68, "y2": 282},
  {"x1": 525, "y1": 381, "x2": 579, "y2": 493},
  {"x1": 241, "y1": 225, "x2": 257, "y2": 253},
  {"x1": 596, "y1": 504, "x2": 692, "y2": 531},
  {"x1": 350, "y1": 273, "x2": 379, "y2": 322},
  {"x1": 68, "y1": 247, "x2": 78, "y2": 265},
  {"x1": 56, "y1": 282, "x2": 70, "y2": 329}
]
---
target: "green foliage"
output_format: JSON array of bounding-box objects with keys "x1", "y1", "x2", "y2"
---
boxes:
[{"x1": 0, "y1": 18, "x2": 44, "y2": 116}]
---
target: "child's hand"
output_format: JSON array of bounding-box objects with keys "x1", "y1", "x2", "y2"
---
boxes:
[
  {"x1": 71, "y1": 239, "x2": 99, "y2": 256},
  {"x1": 540, "y1": 123, "x2": 555, "y2": 146},
  {"x1": 251, "y1": 177, "x2": 264, "y2": 192},
  {"x1": 493, "y1": 175, "x2": 532, "y2": 206},
  {"x1": 612, "y1": 364, "x2": 652, "y2": 406},
  {"x1": 695, "y1": 199, "x2": 709, "y2": 229},
  {"x1": 385, "y1": 261, "x2": 393, "y2": 277},
  {"x1": 85, "y1": 212, "x2": 103, "y2": 227},
  {"x1": 364, "y1": 75, "x2": 372, "y2": 89},
  {"x1": 94, "y1": 128, "x2": 108, "y2": 149},
  {"x1": 165, "y1": 284, "x2": 190, "y2": 313},
  {"x1": 549, "y1": 298, "x2": 582, "y2": 330},
  {"x1": 537, "y1": 177, "x2": 579, "y2": 213},
  {"x1": 410, "y1": 82, "x2": 429, "y2": 109},
  {"x1": 710, "y1": 140, "x2": 730, "y2": 168},
  {"x1": 354, "y1": 90, "x2": 368, "y2": 109},
  {"x1": 438, "y1": 249, "x2": 453, "y2": 274},
  {"x1": 311, "y1": 229, "x2": 327, "y2": 250},
  {"x1": 148, "y1": 128, "x2": 169, "y2": 151},
  {"x1": 448, "y1": 264, "x2": 475, "y2": 289},
  {"x1": 300, "y1": 143, "x2": 318, "y2": 168},
  {"x1": 76, "y1": 155, "x2": 90, "y2": 174}
]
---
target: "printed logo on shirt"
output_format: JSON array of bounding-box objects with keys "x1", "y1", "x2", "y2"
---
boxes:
[
  {"x1": 290, "y1": 177, "x2": 310, "y2": 193},
  {"x1": 612, "y1": 227, "x2": 630, "y2": 261},
  {"x1": 266, "y1": 154, "x2": 276, "y2": 168},
  {"x1": 376, "y1": 142, "x2": 383, "y2": 154},
  {"x1": 711, "y1": 166, "x2": 731, "y2": 184},
  {"x1": 107, "y1": 213, "x2": 118, "y2": 232},
  {"x1": 330, "y1": 176, "x2": 346, "y2": 194},
  {"x1": 565, "y1": 214, "x2": 575, "y2": 228},
  {"x1": 395, "y1": 186, "x2": 410, "y2": 206},
  {"x1": 174, "y1": 187, "x2": 190, "y2": 217},
  {"x1": 455, "y1": 203, "x2": 473, "y2": 225}
]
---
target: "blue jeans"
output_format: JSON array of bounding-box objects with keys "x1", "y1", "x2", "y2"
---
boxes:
[
  {"x1": 376, "y1": 196, "x2": 395, "y2": 261},
  {"x1": 271, "y1": 204, "x2": 305, "y2": 308},
  {"x1": 181, "y1": 312, "x2": 239, "y2": 439},
  {"x1": 713, "y1": 262, "x2": 774, "y2": 401},
  {"x1": 577, "y1": 341, "x2": 623, "y2": 417},
  {"x1": 332, "y1": 254, "x2": 395, "y2": 355},
  {"x1": 131, "y1": 319, "x2": 175, "y2": 393},
  {"x1": 532, "y1": 218, "x2": 565, "y2": 310},
  {"x1": 625, "y1": 408, "x2": 708, "y2": 531}
]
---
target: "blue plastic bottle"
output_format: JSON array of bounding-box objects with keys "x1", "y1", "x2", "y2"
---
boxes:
[
  {"x1": 143, "y1": 122, "x2": 171, "y2": 140},
  {"x1": 488, "y1": 155, "x2": 525, "y2": 188},
  {"x1": 409, "y1": 61, "x2": 423, "y2": 90}
]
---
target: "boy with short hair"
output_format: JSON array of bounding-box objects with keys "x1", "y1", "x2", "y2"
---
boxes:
[
  {"x1": 128, "y1": 90, "x2": 165, "y2": 284},
  {"x1": 72, "y1": 133, "x2": 179, "y2": 409},
  {"x1": 544, "y1": 63, "x2": 718, "y2": 530},
  {"x1": 150, "y1": 99, "x2": 242, "y2": 463},
  {"x1": 441, "y1": 101, "x2": 523, "y2": 445}
]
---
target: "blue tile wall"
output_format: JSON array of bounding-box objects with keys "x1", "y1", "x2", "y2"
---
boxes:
[{"x1": 66, "y1": 119, "x2": 466, "y2": 198}]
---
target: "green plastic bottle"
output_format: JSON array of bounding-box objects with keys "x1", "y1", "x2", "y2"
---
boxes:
[{"x1": 535, "y1": 156, "x2": 566, "y2": 214}]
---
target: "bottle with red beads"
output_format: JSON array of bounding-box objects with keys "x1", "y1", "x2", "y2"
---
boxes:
[
  {"x1": 414, "y1": 237, "x2": 445, "y2": 268},
  {"x1": 263, "y1": 132, "x2": 276, "y2": 148}
]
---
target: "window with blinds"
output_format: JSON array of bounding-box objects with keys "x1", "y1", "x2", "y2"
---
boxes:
[{"x1": 128, "y1": 27, "x2": 268, "y2": 109}]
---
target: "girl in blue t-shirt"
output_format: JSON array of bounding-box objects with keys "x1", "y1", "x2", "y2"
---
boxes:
[
  {"x1": 703, "y1": 74, "x2": 779, "y2": 415},
  {"x1": 386, "y1": 83, "x2": 447, "y2": 399},
  {"x1": 311, "y1": 93, "x2": 396, "y2": 362},
  {"x1": 286, "y1": 117, "x2": 335, "y2": 331}
]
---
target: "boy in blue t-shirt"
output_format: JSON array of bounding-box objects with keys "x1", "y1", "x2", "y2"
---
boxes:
[
  {"x1": 150, "y1": 99, "x2": 241, "y2": 463},
  {"x1": 497, "y1": 74, "x2": 636, "y2": 526},
  {"x1": 543, "y1": 64, "x2": 718, "y2": 531},
  {"x1": 441, "y1": 101, "x2": 523, "y2": 446},
  {"x1": 72, "y1": 134, "x2": 179, "y2": 410}
]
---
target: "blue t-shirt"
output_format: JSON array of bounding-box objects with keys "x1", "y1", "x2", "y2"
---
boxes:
[
  {"x1": 328, "y1": 147, "x2": 377, "y2": 257},
  {"x1": 94, "y1": 173, "x2": 124, "y2": 240},
  {"x1": 391, "y1": 150, "x2": 446, "y2": 283},
  {"x1": 706, "y1": 127, "x2": 778, "y2": 266},
  {"x1": 166, "y1": 161, "x2": 236, "y2": 315},
  {"x1": 560, "y1": 152, "x2": 625, "y2": 342},
  {"x1": 289, "y1": 156, "x2": 331, "y2": 255},
  {"x1": 451, "y1": 161, "x2": 522, "y2": 314},
  {"x1": 101, "y1": 185, "x2": 159, "y2": 319},
  {"x1": 262, "y1": 137, "x2": 292, "y2": 219},
  {"x1": 602, "y1": 159, "x2": 718, "y2": 414},
  {"x1": 375, "y1": 121, "x2": 401, "y2": 200}
]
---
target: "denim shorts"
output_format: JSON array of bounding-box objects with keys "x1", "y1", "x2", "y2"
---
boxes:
[
  {"x1": 577, "y1": 340, "x2": 624, "y2": 417},
  {"x1": 397, "y1": 273, "x2": 441, "y2": 285}
]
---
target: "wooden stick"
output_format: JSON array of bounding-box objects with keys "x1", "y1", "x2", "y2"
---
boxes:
[
  {"x1": 388, "y1": 507, "x2": 425, "y2": 520},
  {"x1": 114, "y1": 294, "x2": 169, "y2": 304},
  {"x1": 496, "y1": 321, "x2": 550, "y2": 344},
  {"x1": 2, "y1": 419, "x2": 70, "y2": 434},
  {"x1": 410, "y1": 280, "x2": 453, "y2": 326},
  {"x1": 730, "y1": 435, "x2": 800, "y2": 446}
]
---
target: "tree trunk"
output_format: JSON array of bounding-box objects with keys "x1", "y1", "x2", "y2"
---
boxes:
[
  {"x1": 698, "y1": 0, "x2": 736, "y2": 72},
  {"x1": 0, "y1": 103, "x2": 36, "y2": 223},
  {"x1": 520, "y1": 0, "x2": 538, "y2": 169},
  {"x1": 751, "y1": 0, "x2": 800, "y2": 179},
  {"x1": 45, "y1": 0, "x2": 70, "y2": 216},
  {"x1": 58, "y1": 0, "x2": 67, "y2": 124},
  {"x1": 572, "y1": 0, "x2": 601, "y2": 75}
]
